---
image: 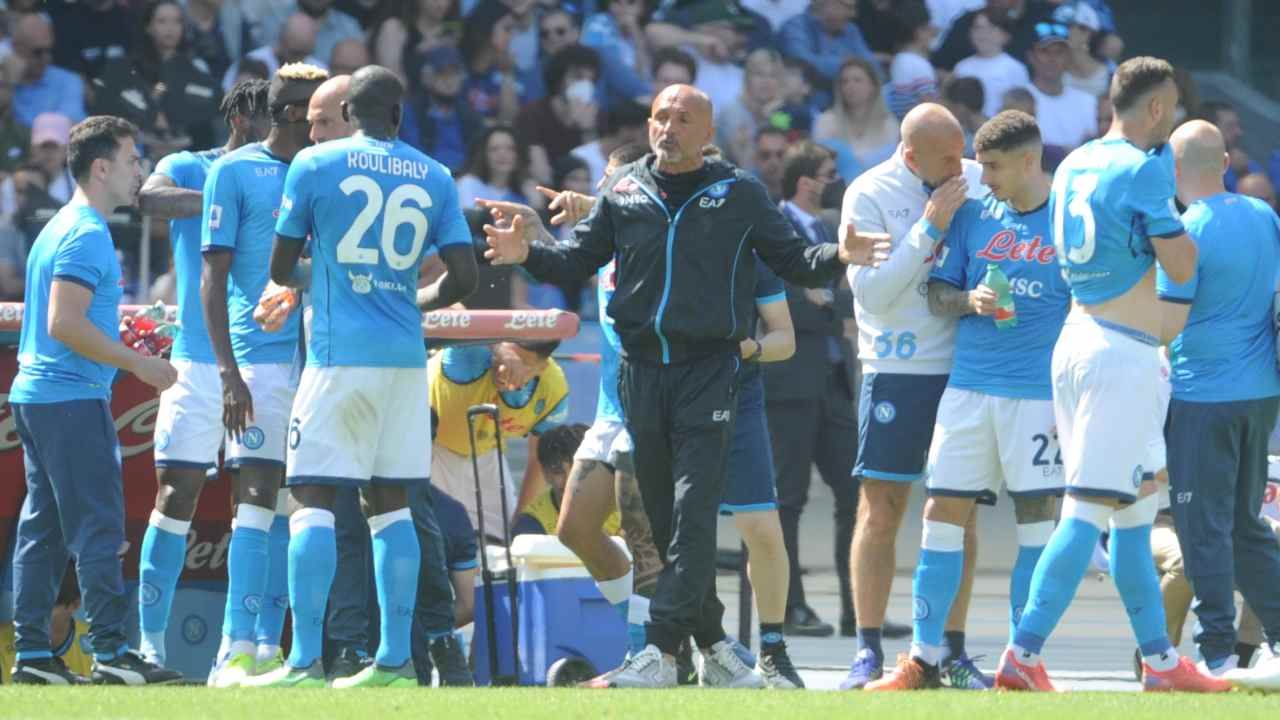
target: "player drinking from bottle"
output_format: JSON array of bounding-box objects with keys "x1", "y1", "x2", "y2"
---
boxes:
[
  {"x1": 994, "y1": 56, "x2": 1228, "y2": 693},
  {"x1": 865, "y1": 110, "x2": 1069, "y2": 690}
]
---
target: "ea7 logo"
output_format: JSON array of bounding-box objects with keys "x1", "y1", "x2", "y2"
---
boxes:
[
  {"x1": 712, "y1": 410, "x2": 731, "y2": 422},
  {"x1": 699, "y1": 197, "x2": 725, "y2": 209}
]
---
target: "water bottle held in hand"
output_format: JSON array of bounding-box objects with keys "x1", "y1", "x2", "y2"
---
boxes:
[{"x1": 984, "y1": 263, "x2": 1017, "y2": 329}]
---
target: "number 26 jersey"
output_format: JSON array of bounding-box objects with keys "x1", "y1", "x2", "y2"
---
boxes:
[
  {"x1": 1050, "y1": 138, "x2": 1185, "y2": 305},
  {"x1": 276, "y1": 135, "x2": 472, "y2": 368}
]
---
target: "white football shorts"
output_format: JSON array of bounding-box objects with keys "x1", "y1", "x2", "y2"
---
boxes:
[{"x1": 154, "y1": 359, "x2": 223, "y2": 469}]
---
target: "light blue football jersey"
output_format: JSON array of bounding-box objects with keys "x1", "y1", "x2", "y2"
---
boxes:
[
  {"x1": 154, "y1": 147, "x2": 223, "y2": 364},
  {"x1": 1050, "y1": 138, "x2": 1185, "y2": 304},
  {"x1": 1157, "y1": 193, "x2": 1280, "y2": 402},
  {"x1": 931, "y1": 195, "x2": 1070, "y2": 400},
  {"x1": 10, "y1": 205, "x2": 122, "y2": 403},
  {"x1": 275, "y1": 134, "x2": 471, "y2": 368},
  {"x1": 201, "y1": 142, "x2": 297, "y2": 365}
]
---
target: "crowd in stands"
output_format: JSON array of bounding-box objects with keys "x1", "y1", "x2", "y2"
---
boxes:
[
  {"x1": 0, "y1": 0, "x2": 1279, "y2": 310},
  {"x1": 0, "y1": 0, "x2": 1141, "y2": 310}
]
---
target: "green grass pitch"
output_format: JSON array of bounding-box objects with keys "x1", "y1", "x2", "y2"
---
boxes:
[{"x1": 1, "y1": 687, "x2": 1277, "y2": 720}]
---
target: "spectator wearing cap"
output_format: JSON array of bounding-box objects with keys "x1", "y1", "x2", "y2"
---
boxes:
[
  {"x1": 571, "y1": 101, "x2": 648, "y2": 185},
  {"x1": 461, "y1": 0, "x2": 535, "y2": 125},
  {"x1": 255, "y1": 0, "x2": 363, "y2": 68},
  {"x1": 400, "y1": 45, "x2": 484, "y2": 173},
  {"x1": 515, "y1": 45, "x2": 603, "y2": 185},
  {"x1": 581, "y1": 0, "x2": 658, "y2": 107},
  {"x1": 778, "y1": 0, "x2": 877, "y2": 89},
  {"x1": 221, "y1": 12, "x2": 327, "y2": 91},
  {"x1": 9, "y1": 13, "x2": 86, "y2": 127},
  {"x1": 370, "y1": 0, "x2": 463, "y2": 85},
  {"x1": 1026, "y1": 19, "x2": 1095, "y2": 151},
  {"x1": 716, "y1": 48, "x2": 785, "y2": 166},
  {"x1": 46, "y1": 0, "x2": 133, "y2": 81},
  {"x1": 328, "y1": 38, "x2": 370, "y2": 77},
  {"x1": 887, "y1": 0, "x2": 938, "y2": 120},
  {"x1": 93, "y1": 0, "x2": 222, "y2": 158},
  {"x1": 27, "y1": 112, "x2": 72, "y2": 203},
  {"x1": 0, "y1": 57, "x2": 30, "y2": 176},
  {"x1": 1062, "y1": 1, "x2": 1108, "y2": 97},
  {"x1": 931, "y1": 0, "x2": 1056, "y2": 73},
  {"x1": 953, "y1": 8, "x2": 1030, "y2": 118}
]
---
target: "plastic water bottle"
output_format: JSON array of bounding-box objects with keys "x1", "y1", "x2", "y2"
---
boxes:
[{"x1": 983, "y1": 263, "x2": 1017, "y2": 329}]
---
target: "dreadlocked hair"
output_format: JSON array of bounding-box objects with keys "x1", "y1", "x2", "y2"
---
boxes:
[{"x1": 220, "y1": 78, "x2": 269, "y2": 125}]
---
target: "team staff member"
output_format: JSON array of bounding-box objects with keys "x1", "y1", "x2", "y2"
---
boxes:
[
  {"x1": 840, "y1": 103, "x2": 987, "y2": 690},
  {"x1": 9, "y1": 116, "x2": 180, "y2": 686},
  {"x1": 1158, "y1": 120, "x2": 1280, "y2": 682},
  {"x1": 482, "y1": 83, "x2": 888, "y2": 688}
]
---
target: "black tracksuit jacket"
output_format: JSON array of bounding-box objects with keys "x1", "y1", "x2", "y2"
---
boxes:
[{"x1": 522, "y1": 156, "x2": 846, "y2": 364}]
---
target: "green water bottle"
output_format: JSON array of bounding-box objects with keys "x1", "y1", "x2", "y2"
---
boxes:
[{"x1": 983, "y1": 263, "x2": 1017, "y2": 330}]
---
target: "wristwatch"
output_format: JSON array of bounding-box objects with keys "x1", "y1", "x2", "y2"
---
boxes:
[{"x1": 745, "y1": 338, "x2": 763, "y2": 362}]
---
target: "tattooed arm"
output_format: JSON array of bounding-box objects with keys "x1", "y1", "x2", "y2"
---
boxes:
[{"x1": 927, "y1": 279, "x2": 998, "y2": 318}]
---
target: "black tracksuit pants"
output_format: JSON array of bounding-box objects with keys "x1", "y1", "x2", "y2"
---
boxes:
[{"x1": 620, "y1": 351, "x2": 739, "y2": 655}]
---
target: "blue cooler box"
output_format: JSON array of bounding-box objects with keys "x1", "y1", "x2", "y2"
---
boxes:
[{"x1": 473, "y1": 537, "x2": 628, "y2": 686}]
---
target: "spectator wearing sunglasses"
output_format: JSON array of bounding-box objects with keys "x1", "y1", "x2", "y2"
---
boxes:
[{"x1": 8, "y1": 13, "x2": 85, "y2": 128}]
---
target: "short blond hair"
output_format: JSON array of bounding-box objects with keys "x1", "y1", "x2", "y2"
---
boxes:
[{"x1": 277, "y1": 62, "x2": 329, "y2": 83}]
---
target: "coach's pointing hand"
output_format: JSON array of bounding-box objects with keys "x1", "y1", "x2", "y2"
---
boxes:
[
  {"x1": 536, "y1": 186, "x2": 596, "y2": 226},
  {"x1": 839, "y1": 220, "x2": 892, "y2": 267}
]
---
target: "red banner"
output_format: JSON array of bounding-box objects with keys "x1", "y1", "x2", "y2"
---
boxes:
[{"x1": 0, "y1": 306, "x2": 580, "y2": 581}]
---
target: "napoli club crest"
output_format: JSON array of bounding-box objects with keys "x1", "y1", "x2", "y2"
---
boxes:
[{"x1": 874, "y1": 401, "x2": 896, "y2": 424}]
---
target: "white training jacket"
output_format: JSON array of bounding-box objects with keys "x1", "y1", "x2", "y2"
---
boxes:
[{"x1": 842, "y1": 146, "x2": 986, "y2": 376}]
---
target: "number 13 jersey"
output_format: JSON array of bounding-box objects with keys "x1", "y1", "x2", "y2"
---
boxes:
[
  {"x1": 1051, "y1": 138, "x2": 1185, "y2": 305},
  {"x1": 276, "y1": 135, "x2": 472, "y2": 368}
]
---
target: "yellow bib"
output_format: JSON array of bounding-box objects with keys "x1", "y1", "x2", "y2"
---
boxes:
[
  {"x1": 430, "y1": 353, "x2": 570, "y2": 457},
  {"x1": 521, "y1": 489, "x2": 623, "y2": 537},
  {"x1": 1, "y1": 619, "x2": 93, "y2": 683}
]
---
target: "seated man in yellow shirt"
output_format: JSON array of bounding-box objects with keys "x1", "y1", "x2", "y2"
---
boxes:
[
  {"x1": 430, "y1": 340, "x2": 570, "y2": 539},
  {"x1": 2, "y1": 565, "x2": 92, "y2": 684},
  {"x1": 512, "y1": 424, "x2": 622, "y2": 538}
]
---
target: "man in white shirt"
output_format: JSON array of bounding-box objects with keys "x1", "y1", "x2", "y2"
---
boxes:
[
  {"x1": 838, "y1": 103, "x2": 986, "y2": 690},
  {"x1": 1025, "y1": 21, "x2": 1096, "y2": 151}
]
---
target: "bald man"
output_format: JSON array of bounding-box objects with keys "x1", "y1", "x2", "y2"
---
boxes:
[
  {"x1": 1158, "y1": 120, "x2": 1280, "y2": 685},
  {"x1": 483, "y1": 83, "x2": 887, "y2": 688},
  {"x1": 10, "y1": 13, "x2": 86, "y2": 126},
  {"x1": 837, "y1": 102, "x2": 986, "y2": 689},
  {"x1": 308, "y1": 74, "x2": 353, "y2": 144},
  {"x1": 328, "y1": 39, "x2": 370, "y2": 78}
]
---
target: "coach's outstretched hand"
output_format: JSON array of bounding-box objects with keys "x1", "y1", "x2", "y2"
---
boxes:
[
  {"x1": 839, "y1": 220, "x2": 892, "y2": 267},
  {"x1": 132, "y1": 355, "x2": 178, "y2": 392},
  {"x1": 481, "y1": 210, "x2": 533, "y2": 266}
]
